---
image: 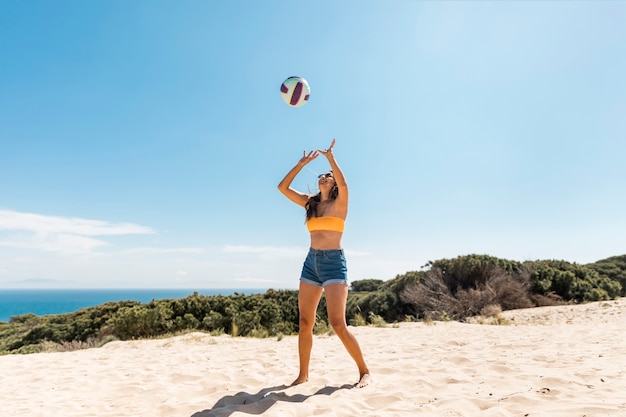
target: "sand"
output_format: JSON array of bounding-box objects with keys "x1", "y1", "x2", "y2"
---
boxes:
[{"x1": 1, "y1": 298, "x2": 624, "y2": 417}]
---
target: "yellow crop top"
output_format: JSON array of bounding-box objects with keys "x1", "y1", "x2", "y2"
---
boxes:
[{"x1": 306, "y1": 216, "x2": 345, "y2": 233}]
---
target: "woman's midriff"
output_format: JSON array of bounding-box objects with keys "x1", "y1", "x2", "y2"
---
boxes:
[{"x1": 309, "y1": 230, "x2": 343, "y2": 250}]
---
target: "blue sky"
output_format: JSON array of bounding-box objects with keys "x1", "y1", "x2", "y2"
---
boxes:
[{"x1": 1, "y1": 1, "x2": 625, "y2": 289}]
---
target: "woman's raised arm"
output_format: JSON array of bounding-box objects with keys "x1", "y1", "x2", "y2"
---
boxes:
[{"x1": 277, "y1": 150, "x2": 319, "y2": 207}]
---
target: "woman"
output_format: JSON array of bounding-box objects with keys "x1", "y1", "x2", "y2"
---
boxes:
[{"x1": 278, "y1": 138, "x2": 371, "y2": 388}]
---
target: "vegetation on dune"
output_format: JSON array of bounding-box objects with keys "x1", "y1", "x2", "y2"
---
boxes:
[
  {"x1": 1, "y1": 254, "x2": 623, "y2": 355},
  {"x1": 585, "y1": 255, "x2": 626, "y2": 297}
]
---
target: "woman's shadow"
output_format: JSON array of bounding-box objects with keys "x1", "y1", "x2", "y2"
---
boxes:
[{"x1": 191, "y1": 383, "x2": 354, "y2": 416}]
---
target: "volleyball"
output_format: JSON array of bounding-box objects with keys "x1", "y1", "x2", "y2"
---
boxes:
[{"x1": 280, "y1": 76, "x2": 310, "y2": 107}]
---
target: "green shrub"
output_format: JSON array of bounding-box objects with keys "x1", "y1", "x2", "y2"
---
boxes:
[
  {"x1": 351, "y1": 279, "x2": 385, "y2": 292},
  {"x1": 527, "y1": 260, "x2": 619, "y2": 302},
  {"x1": 107, "y1": 303, "x2": 173, "y2": 339},
  {"x1": 1, "y1": 254, "x2": 624, "y2": 355},
  {"x1": 587, "y1": 255, "x2": 626, "y2": 297}
]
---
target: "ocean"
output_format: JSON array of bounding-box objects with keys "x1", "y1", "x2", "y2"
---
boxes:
[{"x1": 0, "y1": 289, "x2": 267, "y2": 323}]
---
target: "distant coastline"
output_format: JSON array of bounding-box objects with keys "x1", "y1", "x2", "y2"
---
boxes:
[{"x1": 0, "y1": 288, "x2": 269, "y2": 322}]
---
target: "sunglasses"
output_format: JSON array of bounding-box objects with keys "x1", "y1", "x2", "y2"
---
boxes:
[{"x1": 318, "y1": 173, "x2": 334, "y2": 179}]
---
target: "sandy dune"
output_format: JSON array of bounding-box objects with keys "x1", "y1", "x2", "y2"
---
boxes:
[{"x1": 1, "y1": 298, "x2": 624, "y2": 417}]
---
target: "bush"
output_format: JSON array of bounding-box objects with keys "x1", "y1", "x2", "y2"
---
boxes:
[
  {"x1": 2, "y1": 254, "x2": 624, "y2": 355},
  {"x1": 347, "y1": 290, "x2": 403, "y2": 322},
  {"x1": 106, "y1": 303, "x2": 173, "y2": 340},
  {"x1": 351, "y1": 279, "x2": 385, "y2": 292},
  {"x1": 400, "y1": 259, "x2": 534, "y2": 320},
  {"x1": 399, "y1": 268, "x2": 460, "y2": 319},
  {"x1": 587, "y1": 255, "x2": 626, "y2": 297},
  {"x1": 428, "y1": 254, "x2": 524, "y2": 295},
  {"x1": 527, "y1": 260, "x2": 619, "y2": 302}
]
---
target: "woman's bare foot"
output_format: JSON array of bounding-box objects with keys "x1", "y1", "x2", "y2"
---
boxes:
[
  {"x1": 356, "y1": 373, "x2": 371, "y2": 388},
  {"x1": 290, "y1": 375, "x2": 308, "y2": 386}
]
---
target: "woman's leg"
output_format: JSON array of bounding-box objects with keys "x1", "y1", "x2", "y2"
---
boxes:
[
  {"x1": 324, "y1": 283, "x2": 371, "y2": 388},
  {"x1": 292, "y1": 281, "x2": 323, "y2": 385}
]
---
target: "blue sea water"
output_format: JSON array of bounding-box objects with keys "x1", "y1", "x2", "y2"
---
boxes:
[{"x1": 0, "y1": 289, "x2": 266, "y2": 322}]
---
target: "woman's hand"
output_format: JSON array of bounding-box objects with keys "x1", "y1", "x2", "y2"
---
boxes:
[
  {"x1": 318, "y1": 138, "x2": 336, "y2": 158},
  {"x1": 279, "y1": 150, "x2": 319, "y2": 207},
  {"x1": 298, "y1": 150, "x2": 319, "y2": 166}
]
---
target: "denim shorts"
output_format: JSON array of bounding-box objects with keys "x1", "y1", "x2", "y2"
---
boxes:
[{"x1": 300, "y1": 248, "x2": 348, "y2": 287}]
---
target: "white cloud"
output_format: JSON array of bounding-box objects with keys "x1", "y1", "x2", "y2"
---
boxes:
[
  {"x1": 121, "y1": 247, "x2": 204, "y2": 255},
  {"x1": 0, "y1": 212, "x2": 399, "y2": 288},
  {"x1": 345, "y1": 249, "x2": 371, "y2": 257},
  {"x1": 222, "y1": 244, "x2": 371, "y2": 258},
  {"x1": 0, "y1": 232, "x2": 109, "y2": 253},
  {"x1": 0, "y1": 209, "x2": 154, "y2": 235},
  {"x1": 222, "y1": 245, "x2": 305, "y2": 258},
  {"x1": 0, "y1": 209, "x2": 155, "y2": 255}
]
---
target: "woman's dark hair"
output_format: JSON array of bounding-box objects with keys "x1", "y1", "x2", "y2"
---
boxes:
[{"x1": 305, "y1": 173, "x2": 339, "y2": 220}]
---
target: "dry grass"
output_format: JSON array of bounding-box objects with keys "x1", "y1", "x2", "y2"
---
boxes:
[
  {"x1": 368, "y1": 312, "x2": 387, "y2": 327},
  {"x1": 349, "y1": 312, "x2": 367, "y2": 327},
  {"x1": 400, "y1": 266, "x2": 534, "y2": 321},
  {"x1": 480, "y1": 304, "x2": 503, "y2": 317},
  {"x1": 39, "y1": 335, "x2": 118, "y2": 353}
]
